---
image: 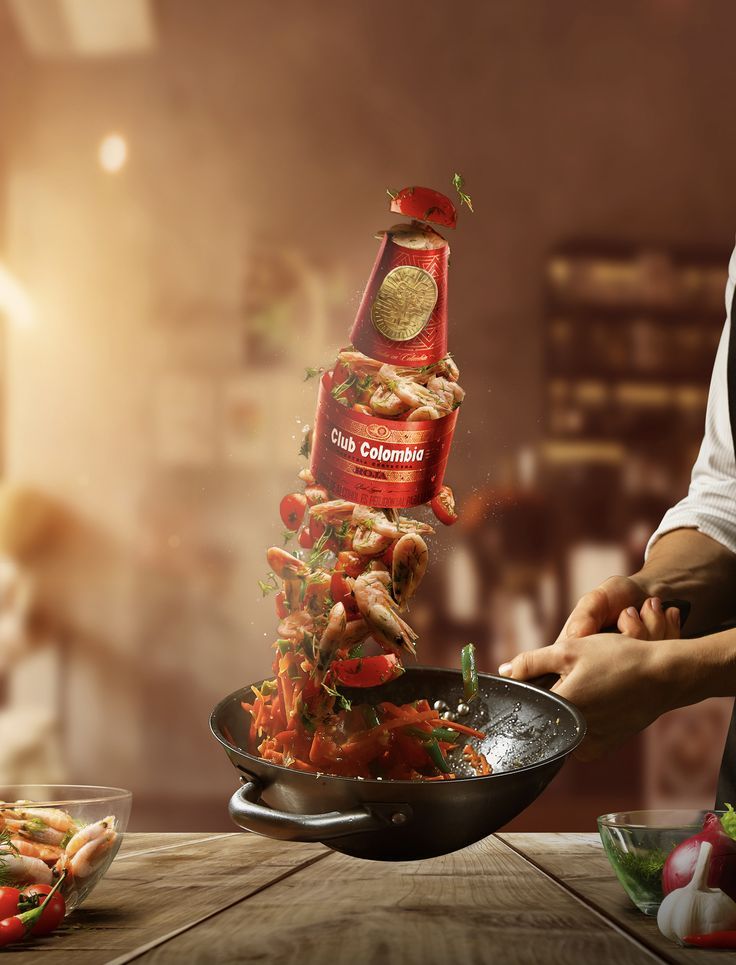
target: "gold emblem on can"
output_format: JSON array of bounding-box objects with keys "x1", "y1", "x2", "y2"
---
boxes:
[{"x1": 371, "y1": 266, "x2": 438, "y2": 342}]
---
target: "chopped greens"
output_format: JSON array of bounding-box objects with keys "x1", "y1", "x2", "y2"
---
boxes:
[
  {"x1": 321, "y1": 680, "x2": 352, "y2": 712},
  {"x1": 723, "y1": 803, "x2": 736, "y2": 840},
  {"x1": 304, "y1": 366, "x2": 324, "y2": 381}
]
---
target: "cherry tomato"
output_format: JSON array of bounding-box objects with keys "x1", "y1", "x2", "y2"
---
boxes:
[
  {"x1": 0, "y1": 916, "x2": 25, "y2": 946},
  {"x1": 0, "y1": 890, "x2": 19, "y2": 920},
  {"x1": 274, "y1": 591, "x2": 289, "y2": 620},
  {"x1": 279, "y1": 492, "x2": 308, "y2": 532},
  {"x1": 330, "y1": 572, "x2": 360, "y2": 619},
  {"x1": 304, "y1": 485, "x2": 329, "y2": 506},
  {"x1": 430, "y1": 485, "x2": 458, "y2": 526},
  {"x1": 389, "y1": 186, "x2": 457, "y2": 229},
  {"x1": 336, "y1": 551, "x2": 365, "y2": 578},
  {"x1": 332, "y1": 654, "x2": 403, "y2": 688},
  {"x1": 297, "y1": 528, "x2": 315, "y2": 550},
  {"x1": 20, "y1": 884, "x2": 65, "y2": 937}
]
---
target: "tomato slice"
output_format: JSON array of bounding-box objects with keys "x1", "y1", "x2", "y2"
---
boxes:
[
  {"x1": 330, "y1": 571, "x2": 360, "y2": 619},
  {"x1": 279, "y1": 493, "x2": 308, "y2": 531},
  {"x1": 390, "y1": 186, "x2": 457, "y2": 229},
  {"x1": 332, "y1": 654, "x2": 403, "y2": 688},
  {"x1": 297, "y1": 528, "x2": 315, "y2": 549},
  {"x1": 430, "y1": 485, "x2": 458, "y2": 525},
  {"x1": 336, "y1": 551, "x2": 365, "y2": 578},
  {"x1": 274, "y1": 591, "x2": 289, "y2": 620}
]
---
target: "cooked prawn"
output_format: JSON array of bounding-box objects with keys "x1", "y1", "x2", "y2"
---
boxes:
[
  {"x1": 2, "y1": 854, "x2": 52, "y2": 886},
  {"x1": 10, "y1": 837, "x2": 62, "y2": 864},
  {"x1": 313, "y1": 602, "x2": 347, "y2": 679},
  {"x1": 391, "y1": 533, "x2": 428, "y2": 606},
  {"x1": 266, "y1": 547, "x2": 308, "y2": 579},
  {"x1": 350, "y1": 570, "x2": 418, "y2": 657},
  {"x1": 56, "y1": 817, "x2": 117, "y2": 880}
]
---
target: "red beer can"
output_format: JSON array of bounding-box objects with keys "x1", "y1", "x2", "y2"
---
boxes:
[
  {"x1": 310, "y1": 374, "x2": 458, "y2": 509},
  {"x1": 349, "y1": 223, "x2": 449, "y2": 368}
]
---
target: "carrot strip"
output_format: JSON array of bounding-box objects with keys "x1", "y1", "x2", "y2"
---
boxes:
[{"x1": 432, "y1": 718, "x2": 485, "y2": 739}]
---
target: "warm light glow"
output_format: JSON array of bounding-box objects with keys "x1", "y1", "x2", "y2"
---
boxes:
[
  {"x1": 0, "y1": 263, "x2": 35, "y2": 328},
  {"x1": 98, "y1": 133, "x2": 128, "y2": 173}
]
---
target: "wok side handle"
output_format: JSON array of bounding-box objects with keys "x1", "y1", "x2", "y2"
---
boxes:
[{"x1": 228, "y1": 780, "x2": 412, "y2": 841}]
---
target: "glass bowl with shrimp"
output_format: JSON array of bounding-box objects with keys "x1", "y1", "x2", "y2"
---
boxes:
[{"x1": 0, "y1": 784, "x2": 132, "y2": 914}]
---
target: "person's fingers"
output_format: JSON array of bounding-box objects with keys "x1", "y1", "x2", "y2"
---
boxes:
[
  {"x1": 560, "y1": 576, "x2": 646, "y2": 641},
  {"x1": 499, "y1": 644, "x2": 568, "y2": 681},
  {"x1": 561, "y1": 588, "x2": 611, "y2": 639},
  {"x1": 664, "y1": 605, "x2": 681, "y2": 640},
  {"x1": 617, "y1": 605, "x2": 648, "y2": 639},
  {"x1": 640, "y1": 597, "x2": 666, "y2": 639}
]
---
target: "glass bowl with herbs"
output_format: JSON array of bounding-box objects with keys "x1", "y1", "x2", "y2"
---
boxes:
[
  {"x1": 598, "y1": 807, "x2": 736, "y2": 916},
  {"x1": 0, "y1": 785, "x2": 132, "y2": 914}
]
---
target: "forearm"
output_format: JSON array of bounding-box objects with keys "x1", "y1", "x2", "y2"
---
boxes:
[
  {"x1": 663, "y1": 627, "x2": 736, "y2": 707},
  {"x1": 632, "y1": 528, "x2": 736, "y2": 635}
]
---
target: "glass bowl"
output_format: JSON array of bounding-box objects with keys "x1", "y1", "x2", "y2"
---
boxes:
[
  {"x1": 0, "y1": 784, "x2": 132, "y2": 914},
  {"x1": 598, "y1": 809, "x2": 723, "y2": 916}
]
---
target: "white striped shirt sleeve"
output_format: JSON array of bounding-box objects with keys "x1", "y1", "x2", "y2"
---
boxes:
[{"x1": 646, "y1": 245, "x2": 736, "y2": 557}]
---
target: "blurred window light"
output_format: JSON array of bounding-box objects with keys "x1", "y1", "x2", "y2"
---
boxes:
[
  {"x1": 98, "y1": 134, "x2": 128, "y2": 174},
  {"x1": 7, "y1": 0, "x2": 155, "y2": 59},
  {"x1": 0, "y1": 264, "x2": 35, "y2": 329}
]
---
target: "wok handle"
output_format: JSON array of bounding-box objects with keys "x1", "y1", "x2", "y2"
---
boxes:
[
  {"x1": 529, "y1": 599, "x2": 691, "y2": 692},
  {"x1": 228, "y1": 780, "x2": 411, "y2": 842}
]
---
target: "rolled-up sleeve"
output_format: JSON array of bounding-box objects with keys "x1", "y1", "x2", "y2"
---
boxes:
[{"x1": 646, "y1": 246, "x2": 736, "y2": 557}]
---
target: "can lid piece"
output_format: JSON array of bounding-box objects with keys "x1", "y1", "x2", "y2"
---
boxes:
[{"x1": 389, "y1": 186, "x2": 457, "y2": 229}]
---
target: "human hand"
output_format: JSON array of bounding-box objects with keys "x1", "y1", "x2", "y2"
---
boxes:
[
  {"x1": 557, "y1": 575, "x2": 647, "y2": 642},
  {"x1": 498, "y1": 632, "x2": 685, "y2": 761},
  {"x1": 616, "y1": 596, "x2": 681, "y2": 640}
]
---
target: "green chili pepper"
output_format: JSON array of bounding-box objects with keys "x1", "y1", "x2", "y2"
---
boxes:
[
  {"x1": 348, "y1": 642, "x2": 365, "y2": 659},
  {"x1": 424, "y1": 737, "x2": 451, "y2": 774},
  {"x1": 408, "y1": 726, "x2": 459, "y2": 744},
  {"x1": 461, "y1": 643, "x2": 478, "y2": 702},
  {"x1": 362, "y1": 705, "x2": 381, "y2": 729}
]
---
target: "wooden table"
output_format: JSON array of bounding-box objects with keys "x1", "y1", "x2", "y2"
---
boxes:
[{"x1": 9, "y1": 832, "x2": 736, "y2": 963}]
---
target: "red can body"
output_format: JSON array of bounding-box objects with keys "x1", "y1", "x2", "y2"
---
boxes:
[
  {"x1": 349, "y1": 230, "x2": 449, "y2": 368},
  {"x1": 310, "y1": 374, "x2": 458, "y2": 508}
]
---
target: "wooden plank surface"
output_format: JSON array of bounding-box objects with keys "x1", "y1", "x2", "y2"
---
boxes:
[
  {"x1": 500, "y1": 833, "x2": 736, "y2": 965},
  {"x1": 8, "y1": 832, "x2": 328, "y2": 965},
  {"x1": 124, "y1": 834, "x2": 666, "y2": 965}
]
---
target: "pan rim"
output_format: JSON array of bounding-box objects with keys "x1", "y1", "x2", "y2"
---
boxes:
[{"x1": 209, "y1": 665, "x2": 587, "y2": 787}]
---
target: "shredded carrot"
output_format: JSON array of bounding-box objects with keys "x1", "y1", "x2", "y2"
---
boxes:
[{"x1": 431, "y1": 718, "x2": 486, "y2": 739}]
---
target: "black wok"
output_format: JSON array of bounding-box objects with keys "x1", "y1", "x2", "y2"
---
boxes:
[{"x1": 210, "y1": 666, "x2": 585, "y2": 861}]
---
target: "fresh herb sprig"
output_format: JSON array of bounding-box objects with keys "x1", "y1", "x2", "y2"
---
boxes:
[
  {"x1": 452, "y1": 173, "x2": 474, "y2": 213},
  {"x1": 258, "y1": 573, "x2": 280, "y2": 597}
]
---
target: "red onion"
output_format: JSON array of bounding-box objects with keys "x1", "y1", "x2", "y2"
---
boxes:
[{"x1": 663, "y1": 812, "x2": 736, "y2": 901}]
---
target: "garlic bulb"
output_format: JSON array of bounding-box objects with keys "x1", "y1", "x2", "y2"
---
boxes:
[{"x1": 658, "y1": 841, "x2": 736, "y2": 945}]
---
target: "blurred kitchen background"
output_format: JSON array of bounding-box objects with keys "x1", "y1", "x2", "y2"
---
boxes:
[{"x1": 0, "y1": 0, "x2": 734, "y2": 830}]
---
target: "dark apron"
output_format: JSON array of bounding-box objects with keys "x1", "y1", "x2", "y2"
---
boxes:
[{"x1": 714, "y1": 282, "x2": 736, "y2": 808}]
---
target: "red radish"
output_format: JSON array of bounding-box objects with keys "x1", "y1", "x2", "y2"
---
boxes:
[
  {"x1": 389, "y1": 186, "x2": 457, "y2": 229},
  {"x1": 663, "y1": 812, "x2": 736, "y2": 901}
]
